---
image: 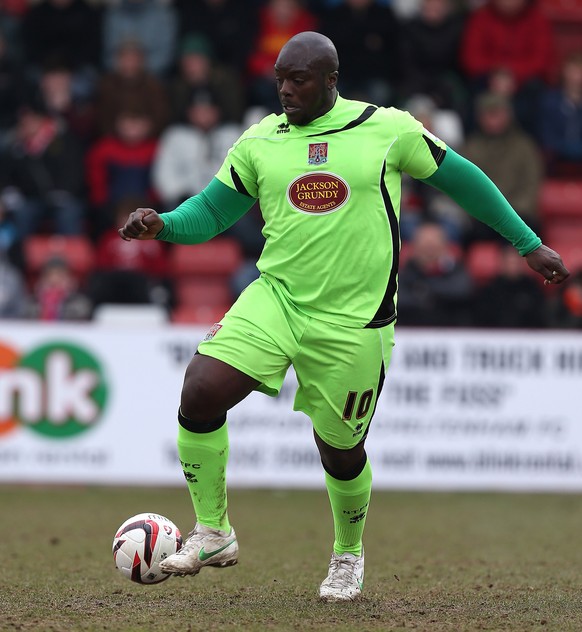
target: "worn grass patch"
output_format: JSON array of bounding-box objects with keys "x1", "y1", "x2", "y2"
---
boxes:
[{"x1": 1, "y1": 487, "x2": 581, "y2": 631}]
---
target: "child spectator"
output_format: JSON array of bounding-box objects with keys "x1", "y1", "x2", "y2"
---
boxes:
[
  {"x1": 86, "y1": 108, "x2": 158, "y2": 237},
  {"x1": 30, "y1": 256, "x2": 91, "y2": 321},
  {"x1": 539, "y1": 52, "x2": 582, "y2": 177}
]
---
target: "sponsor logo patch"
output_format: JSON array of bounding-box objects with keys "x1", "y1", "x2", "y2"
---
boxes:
[
  {"x1": 308, "y1": 142, "x2": 328, "y2": 165},
  {"x1": 204, "y1": 323, "x2": 222, "y2": 341},
  {"x1": 287, "y1": 172, "x2": 350, "y2": 215}
]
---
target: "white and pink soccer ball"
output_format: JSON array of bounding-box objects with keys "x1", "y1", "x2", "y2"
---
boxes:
[{"x1": 112, "y1": 513, "x2": 182, "y2": 584}]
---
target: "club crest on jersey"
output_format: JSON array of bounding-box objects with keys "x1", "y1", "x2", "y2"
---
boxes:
[
  {"x1": 203, "y1": 323, "x2": 222, "y2": 341},
  {"x1": 308, "y1": 142, "x2": 328, "y2": 165}
]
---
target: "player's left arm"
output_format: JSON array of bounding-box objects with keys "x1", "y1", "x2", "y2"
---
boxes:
[{"x1": 421, "y1": 148, "x2": 570, "y2": 285}]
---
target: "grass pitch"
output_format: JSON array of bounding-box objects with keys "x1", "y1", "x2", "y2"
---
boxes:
[{"x1": 1, "y1": 486, "x2": 582, "y2": 632}]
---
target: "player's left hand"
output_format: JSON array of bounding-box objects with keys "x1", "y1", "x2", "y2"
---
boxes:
[{"x1": 524, "y1": 244, "x2": 570, "y2": 285}]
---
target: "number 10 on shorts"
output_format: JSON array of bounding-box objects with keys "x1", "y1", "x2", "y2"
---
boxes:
[{"x1": 342, "y1": 389, "x2": 374, "y2": 421}]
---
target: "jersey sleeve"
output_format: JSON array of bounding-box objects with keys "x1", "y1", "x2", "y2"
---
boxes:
[
  {"x1": 215, "y1": 124, "x2": 260, "y2": 199},
  {"x1": 394, "y1": 109, "x2": 448, "y2": 180}
]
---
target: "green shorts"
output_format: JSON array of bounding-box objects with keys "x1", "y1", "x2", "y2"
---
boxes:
[{"x1": 198, "y1": 275, "x2": 395, "y2": 449}]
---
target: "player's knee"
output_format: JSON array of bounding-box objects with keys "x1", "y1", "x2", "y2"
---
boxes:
[
  {"x1": 180, "y1": 365, "x2": 224, "y2": 422},
  {"x1": 317, "y1": 439, "x2": 367, "y2": 480}
]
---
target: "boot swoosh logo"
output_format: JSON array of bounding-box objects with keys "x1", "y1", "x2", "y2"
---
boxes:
[{"x1": 198, "y1": 540, "x2": 236, "y2": 561}]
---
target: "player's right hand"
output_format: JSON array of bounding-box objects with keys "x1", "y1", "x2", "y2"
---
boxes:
[{"x1": 118, "y1": 207, "x2": 164, "y2": 241}]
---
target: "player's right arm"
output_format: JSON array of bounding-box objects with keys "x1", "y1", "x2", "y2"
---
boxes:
[{"x1": 118, "y1": 177, "x2": 256, "y2": 244}]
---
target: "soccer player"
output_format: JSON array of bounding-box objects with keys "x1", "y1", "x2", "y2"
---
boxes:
[{"x1": 119, "y1": 32, "x2": 569, "y2": 602}]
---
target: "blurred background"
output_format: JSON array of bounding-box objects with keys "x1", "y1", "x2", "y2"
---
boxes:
[{"x1": 0, "y1": 0, "x2": 581, "y2": 492}]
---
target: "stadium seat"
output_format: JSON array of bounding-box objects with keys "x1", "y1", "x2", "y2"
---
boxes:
[
  {"x1": 169, "y1": 239, "x2": 243, "y2": 279},
  {"x1": 545, "y1": 240, "x2": 582, "y2": 274},
  {"x1": 466, "y1": 241, "x2": 503, "y2": 285},
  {"x1": 539, "y1": 180, "x2": 582, "y2": 219},
  {"x1": 540, "y1": 1, "x2": 582, "y2": 80},
  {"x1": 171, "y1": 304, "x2": 230, "y2": 325},
  {"x1": 24, "y1": 235, "x2": 95, "y2": 281},
  {"x1": 544, "y1": 221, "x2": 582, "y2": 246},
  {"x1": 541, "y1": 0, "x2": 582, "y2": 21},
  {"x1": 175, "y1": 278, "x2": 233, "y2": 308}
]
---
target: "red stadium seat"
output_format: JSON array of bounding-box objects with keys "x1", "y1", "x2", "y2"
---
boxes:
[
  {"x1": 546, "y1": 240, "x2": 582, "y2": 274},
  {"x1": 24, "y1": 235, "x2": 95, "y2": 281},
  {"x1": 540, "y1": 180, "x2": 582, "y2": 248},
  {"x1": 539, "y1": 180, "x2": 582, "y2": 219},
  {"x1": 169, "y1": 239, "x2": 243, "y2": 279},
  {"x1": 544, "y1": 221, "x2": 582, "y2": 246},
  {"x1": 541, "y1": 0, "x2": 582, "y2": 21},
  {"x1": 175, "y1": 278, "x2": 233, "y2": 308},
  {"x1": 540, "y1": 1, "x2": 582, "y2": 79},
  {"x1": 171, "y1": 304, "x2": 230, "y2": 325},
  {"x1": 466, "y1": 241, "x2": 503, "y2": 285}
]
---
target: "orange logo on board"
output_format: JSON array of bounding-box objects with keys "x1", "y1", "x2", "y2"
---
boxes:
[{"x1": 287, "y1": 172, "x2": 350, "y2": 215}]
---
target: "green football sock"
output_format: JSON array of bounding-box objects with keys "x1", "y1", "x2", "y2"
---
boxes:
[
  {"x1": 177, "y1": 421, "x2": 231, "y2": 532},
  {"x1": 324, "y1": 459, "x2": 372, "y2": 556}
]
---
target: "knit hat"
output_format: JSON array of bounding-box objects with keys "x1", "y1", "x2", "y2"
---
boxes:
[{"x1": 181, "y1": 33, "x2": 213, "y2": 58}]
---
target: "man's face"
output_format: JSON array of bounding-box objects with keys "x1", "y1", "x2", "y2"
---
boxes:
[{"x1": 274, "y1": 52, "x2": 336, "y2": 126}]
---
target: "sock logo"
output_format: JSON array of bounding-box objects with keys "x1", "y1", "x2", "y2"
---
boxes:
[
  {"x1": 349, "y1": 512, "x2": 367, "y2": 524},
  {"x1": 0, "y1": 340, "x2": 108, "y2": 438}
]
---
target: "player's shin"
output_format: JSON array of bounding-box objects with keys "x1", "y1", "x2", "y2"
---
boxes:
[
  {"x1": 324, "y1": 456, "x2": 372, "y2": 556},
  {"x1": 177, "y1": 410, "x2": 231, "y2": 532}
]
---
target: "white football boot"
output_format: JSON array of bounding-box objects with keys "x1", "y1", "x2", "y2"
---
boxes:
[
  {"x1": 159, "y1": 522, "x2": 238, "y2": 576},
  {"x1": 319, "y1": 549, "x2": 365, "y2": 602}
]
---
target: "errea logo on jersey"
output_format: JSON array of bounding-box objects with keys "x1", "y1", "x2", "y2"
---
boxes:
[
  {"x1": 0, "y1": 340, "x2": 108, "y2": 439},
  {"x1": 287, "y1": 172, "x2": 350, "y2": 215},
  {"x1": 422, "y1": 128, "x2": 443, "y2": 145}
]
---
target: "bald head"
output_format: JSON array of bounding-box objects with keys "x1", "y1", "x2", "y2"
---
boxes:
[
  {"x1": 273, "y1": 31, "x2": 339, "y2": 125},
  {"x1": 277, "y1": 31, "x2": 339, "y2": 75}
]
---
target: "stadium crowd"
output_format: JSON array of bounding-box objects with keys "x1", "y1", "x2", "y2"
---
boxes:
[{"x1": 0, "y1": 0, "x2": 581, "y2": 328}]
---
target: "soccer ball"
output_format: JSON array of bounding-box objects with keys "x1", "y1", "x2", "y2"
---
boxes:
[{"x1": 112, "y1": 513, "x2": 183, "y2": 584}]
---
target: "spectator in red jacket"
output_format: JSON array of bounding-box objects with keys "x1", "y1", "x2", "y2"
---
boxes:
[
  {"x1": 247, "y1": 0, "x2": 318, "y2": 110},
  {"x1": 86, "y1": 108, "x2": 158, "y2": 237},
  {"x1": 460, "y1": 0, "x2": 554, "y2": 134}
]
